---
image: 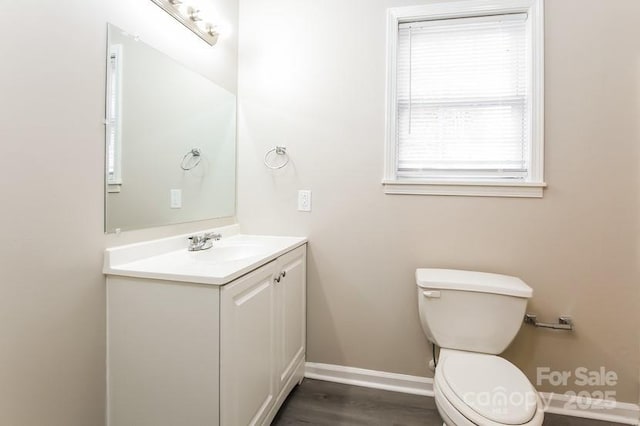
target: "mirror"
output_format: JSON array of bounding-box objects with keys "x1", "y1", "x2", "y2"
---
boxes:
[{"x1": 105, "y1": 23, "x2": 236, "y2": 233}]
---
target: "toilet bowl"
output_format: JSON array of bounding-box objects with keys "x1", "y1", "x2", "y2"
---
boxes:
[
  {"x1": 434, "y1": 349, "x2": 544, "y2": 426},
  {"x1": 416, "y1": 269, "x2": 543, "y2": 426}
]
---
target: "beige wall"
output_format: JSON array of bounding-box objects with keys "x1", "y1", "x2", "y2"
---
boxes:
[
  {"x1": 0, "y1": 1, "x2": 237, "y2": 425},
  {"x1": 237, "y1": 0, "x2": 640, "y2": 403}
]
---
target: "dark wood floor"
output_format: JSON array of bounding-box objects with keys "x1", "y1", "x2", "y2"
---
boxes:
[{"x1": 272, "y1": 379, "x2": 621, "y2": 426}]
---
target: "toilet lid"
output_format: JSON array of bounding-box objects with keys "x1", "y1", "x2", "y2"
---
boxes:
[{"x1": 440, "y1": 352, "x2": 538, "y2": 425}]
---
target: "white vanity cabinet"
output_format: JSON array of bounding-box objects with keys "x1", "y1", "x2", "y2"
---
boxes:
[
  {"x1": 220, "y1": 245, "x2": 306, "y2": 425},
  {"x1": 107, "y1": 277, "x2": 222, "y2": 426},
  {"x1": 273, "y1": 247, "x2": 306, "y2": 394},
  {"x1": 106, "y1": 235, "x2": 306, "y2": 426}
]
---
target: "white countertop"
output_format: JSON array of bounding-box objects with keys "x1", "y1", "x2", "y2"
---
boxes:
[{"x1": 104, "y1": 225, "x2": 307, "y2": 285}]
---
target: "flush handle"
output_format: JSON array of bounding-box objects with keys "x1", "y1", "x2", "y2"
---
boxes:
[{"x1": 422, "y1": 290, "x2": 441, "y2": 299}]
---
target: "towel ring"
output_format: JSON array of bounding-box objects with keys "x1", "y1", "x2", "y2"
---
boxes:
[
  {"x1": 264, "y1": 146, "x2": 289, "y2": 170},
  {"x1": 181, "y1": 148, "x2": 202, "y2": 171}
]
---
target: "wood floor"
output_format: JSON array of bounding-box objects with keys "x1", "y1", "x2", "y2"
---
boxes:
[{"x1": 272, "y1": 379, "x2": 621, "y2": 426}]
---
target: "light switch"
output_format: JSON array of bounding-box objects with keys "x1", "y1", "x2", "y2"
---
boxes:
[
  {"x1": 298, "y1": 190, "x2": 311, "y2": 212},
  {"x1": 170, "y1": 189, "x2": 182, "y2": 209}
]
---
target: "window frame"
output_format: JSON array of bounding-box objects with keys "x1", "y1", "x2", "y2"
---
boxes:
[{"x1": 383, "y1": 0, "x2": 545, "y2": 198}]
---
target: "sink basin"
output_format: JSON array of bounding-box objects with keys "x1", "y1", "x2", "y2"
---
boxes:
[
  {"x1": 104, "y1": 226, "x2": 307, "y2": 285},
  {"x1": 187, "y1": 243, "x2": 270, "y2": 263}
]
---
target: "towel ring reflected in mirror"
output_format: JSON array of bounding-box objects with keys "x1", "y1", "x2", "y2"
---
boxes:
[{"x1": 181, "y1": 148, "x2": 202, "y2": 171}]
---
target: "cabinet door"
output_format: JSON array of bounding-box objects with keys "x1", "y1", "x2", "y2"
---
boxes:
[
  {"x1": 275, "y1": 245, "x2": 307, "y2": 390},
  {"x1": 220, "y1": 261, "x2": 277, "y2": 426}
]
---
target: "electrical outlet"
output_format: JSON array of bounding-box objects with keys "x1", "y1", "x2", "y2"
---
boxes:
[
  {"x1": 298, "y1": 190, "x2": 312, "y2": 212},
  {"x1": 170, "y1": 189, "x2": 182, "y2": 209}
]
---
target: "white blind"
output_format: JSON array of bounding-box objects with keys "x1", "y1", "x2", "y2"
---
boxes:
[
  {"x1": 107, "y1": 44, "x2": 123, "y2": 185},
  {"x1": 397, "y1": 13, "x2": 530, "y2": 180}
]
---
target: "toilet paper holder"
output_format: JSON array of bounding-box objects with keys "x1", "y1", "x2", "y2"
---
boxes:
[{"x1": 524, "y1": 314, "x2": 574, "y2": 331}]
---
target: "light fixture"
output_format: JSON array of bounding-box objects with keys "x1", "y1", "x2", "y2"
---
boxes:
[{"x1": 150, "y1": 0, "x2": 219, "y2": 46}]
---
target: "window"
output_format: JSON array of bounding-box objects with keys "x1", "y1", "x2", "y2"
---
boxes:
[
  {"x1": 106, "y1": 43, "x2": 123, "y2": 192},
  {"x1": 384, "y1": 0, "x2": 545, "y2": 197}
]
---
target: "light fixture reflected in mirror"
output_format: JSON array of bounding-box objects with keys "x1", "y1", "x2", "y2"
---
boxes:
[{"x1": 150, "y1": 0, "x2": 219, "y2": 46}]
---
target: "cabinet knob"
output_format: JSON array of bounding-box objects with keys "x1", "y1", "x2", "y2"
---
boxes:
[
  {"x1": 274, "y1": 276, "x2": 281, "y2": 283},
  {"x1": 280, "y1": 271, "x2": 286, "y2": 278}
]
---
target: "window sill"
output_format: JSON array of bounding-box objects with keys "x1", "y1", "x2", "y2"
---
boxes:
[
  {"x1": 107, "y1": 184, "x2": 122, "y2": 193},
  {"x1": 382, "y1": 179, "x2": 546, "y2": 198}
]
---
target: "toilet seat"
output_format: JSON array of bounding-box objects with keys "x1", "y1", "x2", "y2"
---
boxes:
[{"x1": 434, "y1": 349, "x2": 544, "y2": 426}]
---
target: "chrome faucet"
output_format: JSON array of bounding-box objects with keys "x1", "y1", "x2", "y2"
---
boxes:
[{"x1": 188, "y1": 232, "x2": 221, "y2": 251}]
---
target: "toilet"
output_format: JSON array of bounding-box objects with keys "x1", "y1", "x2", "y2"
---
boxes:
[{"x1": 416, "y1": 268, "x2": 544, "y2": 426}]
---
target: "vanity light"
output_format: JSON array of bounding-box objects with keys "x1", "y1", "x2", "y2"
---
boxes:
[{"x1": 150, "y1": 0, "x2": 219, "y2": 46}]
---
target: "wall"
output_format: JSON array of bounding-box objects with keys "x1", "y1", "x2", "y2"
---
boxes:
[
  {"x1": 237, "y1": 0, "x2": 640, "y2": 403},
  {"x1": 0, "y1": 1, "x2": 237, "y2": 425}
]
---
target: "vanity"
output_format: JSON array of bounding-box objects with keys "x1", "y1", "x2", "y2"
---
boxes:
[
  {"x1": 101, "y1": 21, "x2": 302, "y2": 426},
  {"x1": 104, "y1": 225, "x2": 307, "y2": 426}
]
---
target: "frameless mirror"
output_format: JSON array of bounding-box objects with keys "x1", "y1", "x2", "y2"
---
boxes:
[{"x1": 105, "y1": 23, "x2": 236, "y2": 233}]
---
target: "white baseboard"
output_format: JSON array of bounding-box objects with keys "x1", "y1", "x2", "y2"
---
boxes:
[
  {"x1": 305, "y1": 362, "x2": 434, "y2": 397},
  {"x1": 540, "y1": 392, "x2": 640, "y2": 425},
  {"x1": 304, "y1": 362, "x2": 640, "y2": 426}
]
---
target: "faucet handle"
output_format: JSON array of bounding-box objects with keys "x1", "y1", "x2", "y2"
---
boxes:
[
  {"x1": 187, "y1": 233, "x2": 220, "y2": 251},
  {"x1": 204, "y1": 232, "x2": 222, "y2": 241}
]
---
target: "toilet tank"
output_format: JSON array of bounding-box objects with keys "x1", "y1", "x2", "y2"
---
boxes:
[{"x1": 416, "y1": 269, "x2": 533, "y2": 355}]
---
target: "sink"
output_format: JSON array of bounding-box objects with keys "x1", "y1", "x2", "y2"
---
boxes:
[
  {"x1": 187, "y1": 243, "x2": 270, "y2": 263},
  {"x1": 104, "y1": 226, "x2": 307, "y2": 285}
]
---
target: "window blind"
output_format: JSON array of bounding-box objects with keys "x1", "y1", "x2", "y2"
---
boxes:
[
  {"x1": 107, "y1": 44, "x2": 123, "y2": 185},
  {"x1": 396, "y1": 13, "x2": 530, "y2": 180}
]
